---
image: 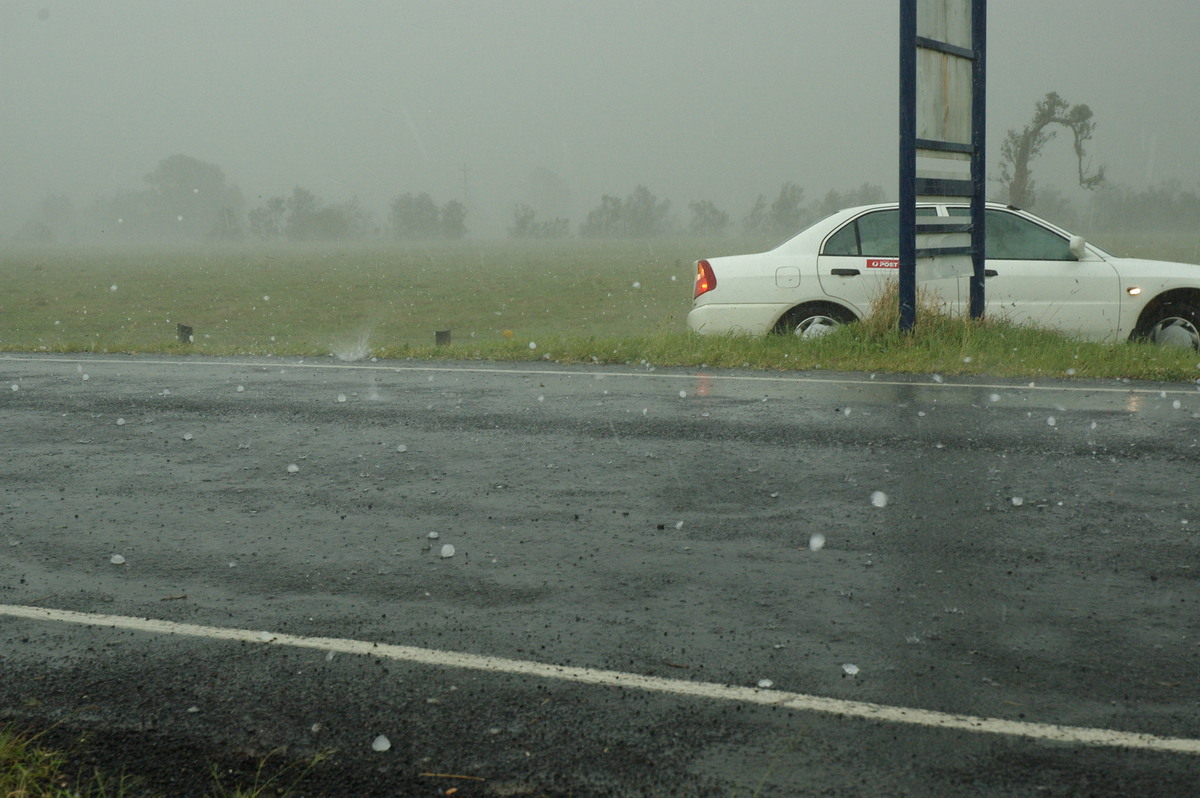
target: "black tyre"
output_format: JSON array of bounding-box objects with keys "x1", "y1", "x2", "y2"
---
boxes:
[
  {"x1": 1133, "y1": 302, "x2": 1200, "y2": 349},
  {"x1": 773, "y1": 303, "x2": 856, "y2": 339}
]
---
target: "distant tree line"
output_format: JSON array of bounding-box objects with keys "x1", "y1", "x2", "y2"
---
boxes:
[
  {"x1": 508, "y1": 204, "x2": 569, "y2": 239},
  {"x1": 14, "y1": 149, "x2": 1195, "y2": 246},
  {"x1": 579, "y1": 185, "x2": 672, "y2": 238},
  {"x1": 10, "y1": 153, "x2": 893, "y2": 246},
  {"x1": 539, "y1": 181, "x2": 886, "y2": 241},
  {"x1": 44, "y1": 154, "x2": 249, "y2": 243},
  {"x1": 1007, "y1": 181, "x2": 1200, "y2": 236},
  {"x1": 10, "y1": 153, "x2": 472, "y2": 245},
  {"x1": 388, "y1": 193, "x2": 466, "y2": 240},
  {"x1": 244, "y1": 188, "x2": 466, "y2": 242},
  {"x1": 247, "y1": 187, "x2": 373, "y2": 242}
]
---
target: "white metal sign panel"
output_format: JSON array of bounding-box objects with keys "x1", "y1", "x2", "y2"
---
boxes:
[
  {"x1": 916, "y1": 48, "x2": 973, "y2": 146},
  {"x1": 918, "y1": 0, "x2": 971, "y2": 48},
  {"x1": 914, "y1": 0, "x2": 977, "y2": 280}
]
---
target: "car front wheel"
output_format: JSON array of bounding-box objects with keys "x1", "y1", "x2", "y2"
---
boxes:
[
  {"x1": 1134, "y1": 302, "x2": 1200, "y2": 349},
  {"x1": 774, "y1": 303, "x2": 856, "y2": 339}
]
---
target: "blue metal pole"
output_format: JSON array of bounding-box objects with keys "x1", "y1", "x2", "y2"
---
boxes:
[
  {"x1": 969, "y1": 0, "x2": 987, "y2": 319},
  {"x1": 898, "y1": 0, "x2": 917, "y2": 333}
]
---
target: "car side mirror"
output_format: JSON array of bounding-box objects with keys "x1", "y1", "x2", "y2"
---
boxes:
[{"x1": 1069, "y1": 235, "x2": 1087, "y2": 260}]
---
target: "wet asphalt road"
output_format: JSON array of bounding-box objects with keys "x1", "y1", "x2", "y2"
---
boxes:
[{"x1": 1, "y1": 353, "x2": 1199, "y2": 797}]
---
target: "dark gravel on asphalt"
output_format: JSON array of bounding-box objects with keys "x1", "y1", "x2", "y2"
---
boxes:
[{"x1": 2, "y1": 354, "x2": 1198, "y2": 796}]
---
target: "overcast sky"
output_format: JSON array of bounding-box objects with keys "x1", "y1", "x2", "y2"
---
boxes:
[{"x1": 3, "y1": 0, "x2": 1198, "y2": 236}]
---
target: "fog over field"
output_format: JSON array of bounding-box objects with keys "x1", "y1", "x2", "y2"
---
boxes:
[{"x1": 2, "y1": 0, "x2": 1198, "y2": 241}]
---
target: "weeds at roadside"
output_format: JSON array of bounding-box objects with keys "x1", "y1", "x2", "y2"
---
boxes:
[
  {"x1": 1, "y1": 723, "x2": 334, "y2": 798},
  {"x1": 0, "y1": 723, "x2": 136, "y2": 797},
  {"x1": 206, "y1": 746, "x2": 335, "y2": 798}
]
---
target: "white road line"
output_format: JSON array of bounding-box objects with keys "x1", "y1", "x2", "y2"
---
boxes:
[
  {"x1": 2, "y1": 603, "x2": 1197, "y2": 755},
  {"x1": 3, "y1": 353, "x2": 1195, "y2": 395}
]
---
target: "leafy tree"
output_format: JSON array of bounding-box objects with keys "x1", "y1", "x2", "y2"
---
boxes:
[
  {"x1": 210, "y1": 207, "x2": 244, "y2": 241},
  {"x1": 580, "y1": 186, "x2": 670, "y2": 238},
  {"x1": 283, "y1": 187, "x2": 323, "y2": 240},
  {"x1": 247, "y1": 196, "x2": 286, "y2": 240},
  {"x1": 687, "y1": 200, "x2": 729, "y2": 236},
  {"x1": 387, "y1": 193, "x2": 469, "y2": 240},
  {"x1": 768, "y1": 182, "x2": 805, "y2": 236},
  {"x1": 389, "y1": 192, "x2": 441, "y2": 239},
  {"x1": 743, "y1": 184, "x2": 810, "y2": 238},
  {"x1": 816, "y1": 183, "x2": 886, "y2": 217},
  {"x1": 440, "y1": 200, "x2": 467, "y2": 240},
  {"x1": 623, "y1": 185, "x2": 671, "y2": 237},
  {"x1": 998, "y1": 92, "x2": 1105, "y2": 208},
  {"x1": 508, "y1": 204, "x2": 536, "y2": 237},
  {"x1": 508, "y1": 204, "x2": 568, "y2": 239},
  {"x1": 255, "y1": 187, "x2": 368, "y2": 242},
  {"x1": 143, "y1": 154, "x2": 244, "y2": 239},
  {"x1": 580, "y1": 195, "x2": 624, "y2": 237},
  {"x1": 742, "y1": 194, "x2": 769, "y2": 236}
]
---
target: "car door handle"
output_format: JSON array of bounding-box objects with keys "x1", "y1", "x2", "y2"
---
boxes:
[
  {"x1": 984, "y1": 269, "x2": 998, "y2": 277},
  {"x1": 831, "y1": 268, "x2": 860, "y2": 276}
]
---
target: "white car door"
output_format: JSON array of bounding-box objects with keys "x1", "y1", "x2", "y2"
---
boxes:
[
  {"x1": 965, "y1": 209, "x2": 1122, "y2": 339},
  {"x1": 816, "y1": 207, "x2": 958, "y2": 316}
]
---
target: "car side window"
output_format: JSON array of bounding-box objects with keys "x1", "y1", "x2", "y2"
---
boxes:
[
  {"x1": 823, "y1": 223, "x2": 858, "y2": 255},
  {"x1": 856, "y1": 210, "x2": 899, "y2": 257},
  {"x1": 949, "y1": 208, "x2": 1074, "y2": 260},
  {"x1": 984, "y1": 209, "x2": 1073, "y2": 260},
  {"x1": 822, "y1": 208, "x2": 936, "y2": 257}
]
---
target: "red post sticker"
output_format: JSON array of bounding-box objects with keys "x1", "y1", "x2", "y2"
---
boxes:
[{"x1": 866, "y1": 258, "x2": 899, "y2": 269}]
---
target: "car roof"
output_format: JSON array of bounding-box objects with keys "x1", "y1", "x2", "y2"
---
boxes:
[
  {"x1": 770, "y1": 201, "x2": 1101, "y2": 256},
  {"x1": 835, "y1": 201, "x2": 1020, "y2": 214}
]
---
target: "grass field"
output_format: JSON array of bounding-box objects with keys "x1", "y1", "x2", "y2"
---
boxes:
[
  {"x1": 0, "y1": 239, "x2": 719, "y2": 355},
  {"x1": 3, "y1": 234, "x2": 1200, "y2": 382}
]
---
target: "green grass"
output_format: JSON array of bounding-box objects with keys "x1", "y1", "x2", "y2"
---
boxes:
[
  {"x1": 0, "y1": 239, "x2": 718, "y2": 355},
  {"x1": 2, "y1": 234, "x2": 1199, "y2": 382},
  {"x1": 0, "y1": 723, "x2": 133, "y2": 797},
  {"x1": 205, "y1": 747, "x2": 333, "y2": 798},
  {"x1": 0, "y1": 723, "x2": 331, "y2": 798}
]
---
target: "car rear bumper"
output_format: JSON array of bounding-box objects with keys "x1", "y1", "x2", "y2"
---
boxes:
[{"x1": 686, "y1": 303, "x2": 789, "y2": 335}]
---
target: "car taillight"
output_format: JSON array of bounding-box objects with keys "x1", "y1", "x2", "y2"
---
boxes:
[{"x1": 694, "y1": 259, "x2": 716, "y2": 299}]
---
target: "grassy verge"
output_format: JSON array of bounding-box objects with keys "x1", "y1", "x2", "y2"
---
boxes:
[
  {"x1": 0, "y1": 723, "x2": 130, "y2": 797},
  {"x1": 0, "y1": 723, "x2": 330, "y2": 798},
  {"x1": 2, "y1": 237, "x2": 1199, "y2": 383},
  {"x1": 368, "y1": 317, "x2": 1199, "y2": 383}
]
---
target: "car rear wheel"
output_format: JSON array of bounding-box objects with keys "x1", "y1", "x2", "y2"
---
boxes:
[
  {"x1": 774, "y1": 303, "x2": 856, "y2": 339},
  {"x1": 1134, "y1": 302, "x2": 1200, "y2": 349}
]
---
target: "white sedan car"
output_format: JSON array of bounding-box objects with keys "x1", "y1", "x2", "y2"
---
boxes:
[{"x1": 688, "y1": 202, "x2": 1200, "y2": 347}]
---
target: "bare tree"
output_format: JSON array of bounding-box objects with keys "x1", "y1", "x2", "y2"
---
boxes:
[{"x1": 998, "y1": 92, "x2": 1105, "y2": 208}]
